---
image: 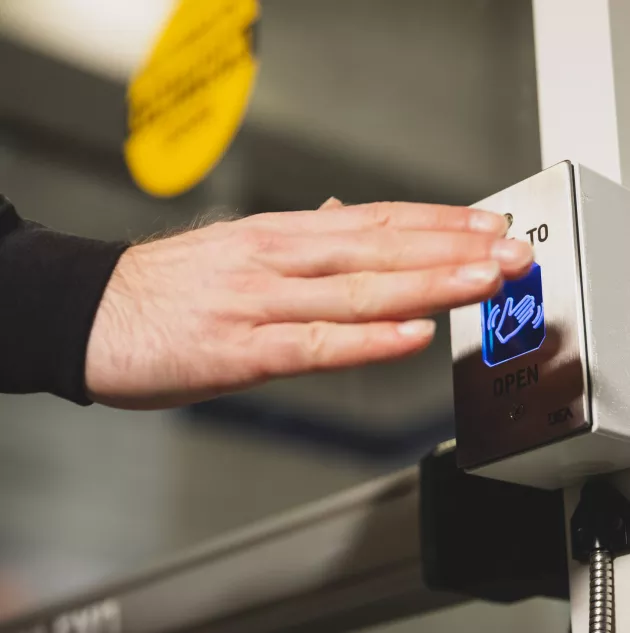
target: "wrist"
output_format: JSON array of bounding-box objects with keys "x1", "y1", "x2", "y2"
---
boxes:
[{"x1": 85, "y1": 246, "x2": 140, "y2": 405}]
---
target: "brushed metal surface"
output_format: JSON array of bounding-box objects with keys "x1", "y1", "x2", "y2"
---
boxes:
[
  {"x1": 574, "y1": 164, "x2": 630, "y2": 439},
  {"x1": 451, "y1": 161, "x2": 590, "y2": 468}
]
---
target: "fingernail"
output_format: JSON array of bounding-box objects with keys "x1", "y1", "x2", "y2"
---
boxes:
[
  {"x1": 397, "y1": 319, "x2": 436, "y2": 338},
  {"x1": 491, "y1": 239, "x2": 534, "y2": 266},
  {"x1": 469, "y1": 210, "x2": 508, "y2": 234},
  {"x1": 457, "y1": 261, "x2": 501, "y2": 284}
]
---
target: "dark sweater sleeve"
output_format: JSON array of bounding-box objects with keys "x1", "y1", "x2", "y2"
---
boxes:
[{"x1": 0, "y1": 195, "x2": 130, "y2": 405}]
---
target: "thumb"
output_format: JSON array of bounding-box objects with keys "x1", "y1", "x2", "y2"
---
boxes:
[{"x1": 318, "y1": 197, "x2": 344, "y2": 210}]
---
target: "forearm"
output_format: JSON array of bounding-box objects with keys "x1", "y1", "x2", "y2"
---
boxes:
[{"x1": 0, "y1": 196, "x2": 129, "y2": 404}]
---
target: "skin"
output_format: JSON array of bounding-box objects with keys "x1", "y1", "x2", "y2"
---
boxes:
[{"x1": 85, "y1": 198, "x2": 533, "y2": 410}]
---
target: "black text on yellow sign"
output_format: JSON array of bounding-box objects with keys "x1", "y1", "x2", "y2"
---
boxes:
[{"x1": 125, "y1": 0, "x2": 259, "y2": 197}]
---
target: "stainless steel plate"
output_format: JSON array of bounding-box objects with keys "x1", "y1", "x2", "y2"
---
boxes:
[{"x1": 451, "y1": 162, "x2": 590, "y2": 468}]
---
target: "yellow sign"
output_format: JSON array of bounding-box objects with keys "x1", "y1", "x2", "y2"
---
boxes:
[{"x1": 125, "y1": 0, "x2": 259, "y2": 197}]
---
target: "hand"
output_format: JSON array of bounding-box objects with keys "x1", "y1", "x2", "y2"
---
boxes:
[
  {"x1": 494, "y1": 295, "x2": 536, "y2": 344},
  {"x1": 85, "y1": 199, "x2": 533, "y2": 410}
]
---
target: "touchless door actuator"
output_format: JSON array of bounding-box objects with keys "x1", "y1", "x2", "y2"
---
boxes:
[{"x1": 451, "y1": 161, "x2": 630, "y2": 489}]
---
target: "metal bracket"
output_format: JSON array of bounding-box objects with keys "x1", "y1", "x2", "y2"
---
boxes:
[{"x1": 421, "y1": 443, "x2": 569, "y2": 602}]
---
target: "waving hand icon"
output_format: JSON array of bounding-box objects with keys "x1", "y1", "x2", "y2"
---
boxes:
[
  {"x1": 481, "y1": 262, "x2": 546, "y2": 367},
  {"x1": 494, "y1": 295, "x2": 536, "y2": 344}
]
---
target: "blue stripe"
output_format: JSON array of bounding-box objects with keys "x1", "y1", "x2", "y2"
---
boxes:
[{"x1": 183, "y1": 397, "x2": 454, "y2": 463}]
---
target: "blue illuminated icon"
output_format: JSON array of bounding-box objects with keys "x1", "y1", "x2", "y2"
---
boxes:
[{"x1": 481, "y1": 262, "x2": 546, "y2": 367}]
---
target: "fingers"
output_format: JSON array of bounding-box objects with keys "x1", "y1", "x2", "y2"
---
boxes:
[
  {"x1": 255, "y1": 229, "x2": 533, "y2": 279},
  {"x1": 253, "y1": 319, "x2": 436, "y2": 377},
  {"x1": 265, "y1": 261, "x2": 503, "y2": 323},
  {"x1": 520, "y1": 307, "x2": 535, "y2": 323},
  {"x1": 515, "y1": 296, "x2": 535, "y2": 321},
  {"x1": 250, "y1": 201, "x2": 508, "y2": 236}
]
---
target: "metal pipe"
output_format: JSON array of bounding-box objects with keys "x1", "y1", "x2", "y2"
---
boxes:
[{"x1": 589, "y1": 547, "x2": 614, "y2": 633}]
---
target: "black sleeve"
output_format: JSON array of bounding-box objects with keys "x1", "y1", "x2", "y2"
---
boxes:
[{"x1": 0, "y1": 195, "x2": 130, "y2": 405}]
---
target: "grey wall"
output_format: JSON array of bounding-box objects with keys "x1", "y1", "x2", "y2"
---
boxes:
[{"x1": 250, "y1": 0, "x2": 541, "y2": 204}]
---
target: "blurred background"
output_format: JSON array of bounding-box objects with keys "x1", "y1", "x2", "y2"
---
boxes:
[{"x1": 0, "y1": 0, "x2": 568, "y2": 630}]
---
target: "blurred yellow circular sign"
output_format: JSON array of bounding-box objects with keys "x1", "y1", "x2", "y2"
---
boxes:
[{"x1": 125, "y1": 0, "x2": 259, "y2": 197}]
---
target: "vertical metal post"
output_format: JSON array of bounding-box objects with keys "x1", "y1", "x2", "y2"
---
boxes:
[
  {"x1": 532, "y1": 2, "x2": 630, "y2": 629},
  {"x1": 533, "y1": 0, "x2": 630, "y2": 182}
]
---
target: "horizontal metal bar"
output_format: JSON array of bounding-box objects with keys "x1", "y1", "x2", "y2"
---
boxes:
[{"x1": 5, "y1": 466, "x2": 466, "y2": 633}]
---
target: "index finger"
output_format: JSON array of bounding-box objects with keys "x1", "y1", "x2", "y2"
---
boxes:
[{"x1": 249, "y1": 202, "x2": 508, "y2": 235}]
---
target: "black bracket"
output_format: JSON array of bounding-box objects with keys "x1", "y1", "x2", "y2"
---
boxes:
[
  {"x1": 571, "y1": 479, "x2": 630, "y2": 563},
  {"x1": 421, "y1": 444, "x2": 569, "y2": 603}
]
